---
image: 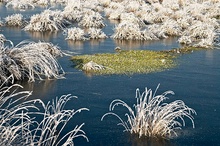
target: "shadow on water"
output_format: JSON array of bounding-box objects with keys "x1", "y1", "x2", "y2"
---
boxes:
[
  {"x1": 128, "y1": 135, "x2": 175, "y2": 146},
  {"x1": 15, "y1": 79, "x2": 58, "y2": 102}
]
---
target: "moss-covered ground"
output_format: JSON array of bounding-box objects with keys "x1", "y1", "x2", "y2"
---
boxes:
[{"x1": 72, "y1": 50, "x2": 177, "y2": 75}]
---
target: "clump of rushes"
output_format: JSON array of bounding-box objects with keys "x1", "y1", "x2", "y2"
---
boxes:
[
  {"x1": 24, "y1": 9, "x2": 66, "y2": 32},
  {"x1": 5, "y1": 0, "x2": 35, "y2": 10},
  {"x1": 0, "y1": 40, "x2": 64, "y2": 83},
  {"x1": 63, "y1": 27, "x2": 88, "y2": 41},
  {"x1": 0, "y1": 76, "x2": 89, "y2": 146},
  {"x1": 102, "y1": 85, "x2": 196, "y2": 139},
  {"x1": 72, "y1": 50, "x2": 176, "y2": 75},
  {"x1": 88, "y1": 28, "x2": 108, "y2": 39},
  {"x1": 78, "y1": 12, "x2": 105, "y2": 28},
  {"x1": 5, "y1": 14, "x2": 26, "y2": 27}
]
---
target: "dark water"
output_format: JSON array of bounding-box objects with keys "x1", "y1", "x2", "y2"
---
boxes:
[{"x1": 1, "y1": 4, "x2": 220, "y2": 146}]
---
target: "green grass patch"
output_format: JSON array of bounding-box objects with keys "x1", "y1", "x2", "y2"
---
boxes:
[{"x1": 72, "y1": 50, "x2": 177, "y2": 75}]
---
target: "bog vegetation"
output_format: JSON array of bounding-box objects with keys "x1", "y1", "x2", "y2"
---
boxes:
[
  {"x1": 0, "y1": 0, "x2": 219, "y2": 48},
  {"x1": 72, "y1": 49, "x2": 177, "y2": 75}
]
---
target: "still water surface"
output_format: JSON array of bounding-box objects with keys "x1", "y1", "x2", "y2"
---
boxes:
[{"x1": 1, "y1": 4, "x2": 220, "y2": 146}]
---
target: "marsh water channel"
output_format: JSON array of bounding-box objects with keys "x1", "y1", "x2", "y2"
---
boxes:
[{"x1": 1, "y1": 4, "x2": 220, "y2": 146}]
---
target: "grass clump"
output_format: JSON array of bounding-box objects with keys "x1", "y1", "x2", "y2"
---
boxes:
[
  {"x1": 0, "y1": 40, "x2": 64, "y2": 84},
  {"x1": 101, "y1": 85, "x2": 196, "y2": 139},
  {"x1": 0, "y1": 76, "x2": 89, "y2": 145},
  {"x1": 72, "y1": 50, "x2": 176, "y2": 75}
]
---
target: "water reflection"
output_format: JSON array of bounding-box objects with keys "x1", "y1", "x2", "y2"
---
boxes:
[
  {"x1": 90, "y1": 39, "x2": 105, "y2": 46},
  {"x1": 16, "y1": 79, "x2": 57, "y2": 101},
  {"x1": 128, "y1": 135, "x2": 175, "y2": 146},
  {"x1": 114, "y1": 39, "x2": 149, "y2": 50},
  {"x1": 205, "y1": 50, "x2": 214, "y2": 61},
  {"x1": 67, "y1": 40, "x2": 84, "y2": 50},
  {"x1": 26, "y1": 31, "x2": 59, "y2": 41}
]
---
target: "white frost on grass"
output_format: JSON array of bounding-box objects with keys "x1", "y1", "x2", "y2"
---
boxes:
[
  {"x1": 88, "y1": 28, "x2": 108, "y2": 39},
  {"x1": 5, "y1": 14, "x2": 26, "y2": 27},
  {"x1": 6, "y1": 0, "x2": 35, "y2": 10},
  {"x1": 62, "y1": 0, "x2": 83, "y2": 22},
  {"x1": 24, "y1": 9, "x2": 66, "y2": 32},
  {"x1": 0, "y1": 77, "x2": 89, "y2": 145},
  {"x1": 82, "y1": 61, "x2": 105, "y2": 71},
  {"x1": 178, "y1": 21, "x2": 217, "y2": 48},
  {"x1": 2, "y1": 0, "x2": 220, "y2": 48},
  {"x1": 102, "y1": 85, "x2": 196, "y2": 139},
  {"x1": 78, "y1": 11, "x2": 105, "y2": 28},
  {"x1": 63, "y1": 27, "x2": 87, "y2": 41},
  {"x1": 0, "y1": 40, "x2": 64, "y2": 83}
]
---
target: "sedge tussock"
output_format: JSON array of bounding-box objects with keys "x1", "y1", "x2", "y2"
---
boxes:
[
  {"x1": 34, "y1": 0, "x2": 49, "y2": 6},
  {"x1": 6, "y1": 0, "x2": 35, "y2": 10},
  {"x1": 24, "y1": 9, "x2": 66, "y2": 32},
  {"x1": 104, "y1": 0, "x2": 220, "y2": 48},
  {"x1": 63, "y1": 27, "x2": 88, "y2": 41},
  {"x1": 102, "y1": 85, "x2": 196, "y2": 139},
  {"x1": 88, "y1": 28, "x2": 108, "y2": 39},
  {"x1": 62, "y1": 1, "x2": 83, "y2": 22},
  {"x1": 0, "y1": 77, "x2": 89, "y2": 146},
  {"x1": 178, "y1": 21, "x2": 217, "y2": 48},
  {"x1": 124, "y1": 0, "x2": 142, "y2": 12},
  {"x1": 4, "y1": 14, "x2": 26, "y2": 27},
  {"x1": 106, "y1": 9, "x2": 125, "y2": 20},
  {"x1": 111, "y1": 21, "x2": 143, "y2": 40},
  {"x1": 98, "y1": 0, "x2": 111, "y2": 7},
  {"x1": 0, "y1": 40, "x2": 64, "y2": 83},
  {"x1": 78, "y1": 12, "x2": 105, "y2": 28},
  {"x1": 82, "y1": 61, "x2": 105, "y2": 71}
]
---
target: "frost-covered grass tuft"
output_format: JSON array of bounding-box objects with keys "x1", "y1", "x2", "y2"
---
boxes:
[
  {"x1": 6, "y1": 0, "x2": 35, "y2": 10},
  {"x1": 102, "y1": 85, "x2": 196, "y2": 139},
  {"x1": 62, "y1": 0, "x2": 83, "y2": 22},
  {"x1": 0, "y1": 40, "x2": 64, "y2": 83},
  {"x1": 24, "y1": 9, "x2": 66, "y2": 32},
  {"x1": 0, "y1": 76, "x2": 89, "y2": 145},
  {"x1": 5, "y1": 14, "x2": 26, "y2": 27},
  {"x1": 112, "y1": 21, "x2": 142, "y2": 40},
  {"x1": 82, "y1": 61, "x2": 105, "y2": 71},
  {"x1": 178, "y1": 21, "x2": 217, "y2": 48},
  {"x1": 2, "y1": 0, "x2": 220, "y2": 48},
  {"x1": 63, "y1": 27, "x2": 87, "y2": 41},
  {"x1": 88, "y1": 28, "x2": 108, "y2": 39},
  {"x1": 79, "y1": 12, "x2": 105, "y2": 28}
]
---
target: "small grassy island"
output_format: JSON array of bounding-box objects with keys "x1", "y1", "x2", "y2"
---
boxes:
[
  {"x1": 72, "y1": 49, "x2": 177, "y2": 75},
  {"x1": 72, "y1": 47, "x2": 206, "y2": 75}
]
